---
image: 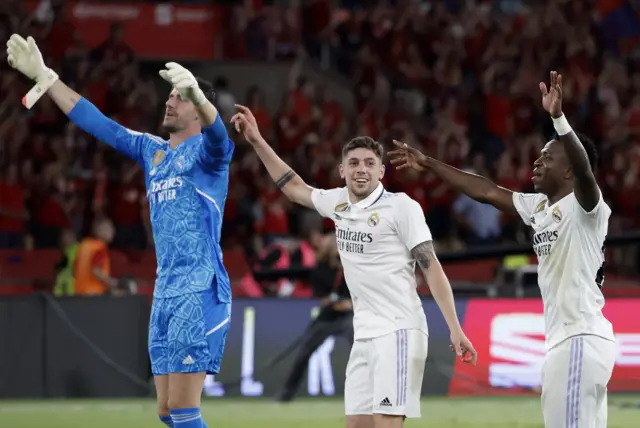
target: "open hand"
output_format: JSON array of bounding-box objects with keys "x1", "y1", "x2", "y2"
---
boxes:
[
  {"x1": 6, "y1": 34, "x2": 49, "y2": 82},
  {"x1": 539, "y1": 70, "x2": 563, "y2": 118},
  {"x1": 231, "y1": 104, "x2": 264, "y2": 145},
  {"x1": 388, "y1": 140, "x2": 429, "y2": 172},
  {"x1": 159, "y1": 62, "x2": 206, "y2": 106}
]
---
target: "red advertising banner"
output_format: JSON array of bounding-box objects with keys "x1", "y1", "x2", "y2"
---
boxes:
[
  {"x1": 26, "y1": 1, "x2": 228, "y2": 60},
  {"x1": 449, "y1": 299, "x2": 640, "y2": 396}
]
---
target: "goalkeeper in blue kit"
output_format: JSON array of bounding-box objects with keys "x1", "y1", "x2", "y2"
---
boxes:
[{"x1": 7, "y1": 35, "x2": 233, "y2": 427}]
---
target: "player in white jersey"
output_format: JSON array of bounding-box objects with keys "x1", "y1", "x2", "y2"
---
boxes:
[
  {"x1": 231, "y1": 105, "x2": 477, "y2": 428},
  {"x1": 389, "y1": 71, "x2": 616, "y2": 428}
]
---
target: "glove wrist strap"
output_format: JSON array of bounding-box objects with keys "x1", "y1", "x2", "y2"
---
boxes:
[
  {"x1": 23, "y1": 68, "x2": 59, "y2": 109},
  {"x1": 37, "y1": 68, "x2": 59, "y2": 86}
]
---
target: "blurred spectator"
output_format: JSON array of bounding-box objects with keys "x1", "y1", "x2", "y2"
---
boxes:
[
  {"x1": 107, "y1": 162, "x2": 147, "y2": 250},
  {"x1": 453, "y1": 193, "x2": 502, "y2": 247},
  {"x1": 53, "y1": 228, "x2": 79, "y2": 296},
  {"x1": 73, "y1": 218, "x2": 116, "y2": 296},
  {"x1": 2, "y1": 0, "x2": 640, "y2": 285},
  {"x1": 89, "y1": 23, "x2": 134, "y2": 72},
  {"x1": 213, "y1": 77, "x2": 237, "y2": 122},
  {"x1": 0, "y1": 164, "x2": 28, "y2": 249},
  {"x1": 276, "y1": 228, "x2": 353, "y2": 403}
]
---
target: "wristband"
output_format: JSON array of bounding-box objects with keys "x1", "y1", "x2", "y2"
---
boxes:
[
  {"x1": 22, "y1": 68, "x2": 59, "y2": 110},
  {"x1": 552, "y1": 114, "x2": 572, "y2": 136}
]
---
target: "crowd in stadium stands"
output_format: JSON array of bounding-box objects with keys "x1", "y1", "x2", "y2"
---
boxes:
[{"x1": 1, "y1": 1, "x2": 640, "y2": 281}]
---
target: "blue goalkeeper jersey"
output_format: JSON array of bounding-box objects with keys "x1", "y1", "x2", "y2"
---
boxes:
[{"x1": 68, "y1": 98, "x2": 234, "y2": 301}]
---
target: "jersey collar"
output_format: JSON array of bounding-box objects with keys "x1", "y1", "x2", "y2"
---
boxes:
[{"x1": 349, "y1": 182, "x2": 384, "y2": 210}]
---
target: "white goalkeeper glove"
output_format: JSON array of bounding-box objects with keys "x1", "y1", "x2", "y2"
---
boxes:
[
  {"x1": 159, "y1": 62, "x2": 207, "y2": 107},
  {"x1": 6, "y1": 34, "x2": 59, "y2": 109}
]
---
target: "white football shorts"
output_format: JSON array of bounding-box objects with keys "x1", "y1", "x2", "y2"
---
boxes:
[
  {"x1": 541, "y1": 334, "x2": 616, "y2": 428},
  {"x1": 344, "y1": 328, "x2": 428, "y2": 418}
]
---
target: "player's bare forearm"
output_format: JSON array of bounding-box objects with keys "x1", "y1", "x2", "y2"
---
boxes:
[
  {"x1": 411, "y1": 241, "x2": 462, "y2": 333},
  {"x1": 557, "y1": 129, "x2": 599, "y2": 212},
  {"x1": 424, "y1": 157, "x2": 517, "y2": 214},
  {"x1": 252, "y1": 139, "x2": 314, "y2": 209},
  {"x1": 46, "y1": 80, "x2": 81, "y2": 115}
]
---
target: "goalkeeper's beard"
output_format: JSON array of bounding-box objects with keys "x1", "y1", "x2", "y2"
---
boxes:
[
  {"x1": 162, "y1": 113, "x2": 191, "y2": 134},
  {"x1": 162, "y1": 122, "x2": 184, "y2": 134}
]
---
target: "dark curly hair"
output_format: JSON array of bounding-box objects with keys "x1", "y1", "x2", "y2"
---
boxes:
[
  {"x1": 195, "y1": 77, "x2": 216, "y2": 104},
  {"x1": 341, "y1": 136, "x2": 384, "y2": 161}
]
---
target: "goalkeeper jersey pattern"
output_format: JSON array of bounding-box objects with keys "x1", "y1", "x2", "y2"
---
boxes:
[{"x1": 68, "y1": 98, "x2": 234, "y2": 300}]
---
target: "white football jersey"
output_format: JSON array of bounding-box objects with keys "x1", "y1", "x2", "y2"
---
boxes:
[
  {"x1": 512, "y1": 191, "x2": 616, "y2": 349},
  {"x1": 311, "y1": 183, "x2": 431, "y2": 340}
]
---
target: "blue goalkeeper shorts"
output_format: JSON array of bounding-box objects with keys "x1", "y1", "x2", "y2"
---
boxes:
[{"x1": 148, "y1": 289, "x2": 231, "y2": 376}]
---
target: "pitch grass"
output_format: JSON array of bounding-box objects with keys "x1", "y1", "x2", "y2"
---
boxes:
[{"x1": 0, "y1": 396, "x2": 638, "y2": 427}]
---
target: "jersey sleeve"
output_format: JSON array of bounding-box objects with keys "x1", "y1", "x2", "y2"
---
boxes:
[
  {"x1": 395, "y1": 194, "x2": 433, "y2": 251},
  {"x1": 68, "y1": 98, "x2": 148, "y2": 165},
  {"x1": 310, "y1": 188, "x2": 343, "y2": 218},
  {"x1": 199, "y1": 114, "x2": 235, "y2": 170},
  {"x1": 573, "y1": 189, "x2": 611, "y2": 223},
  {"x1": 512, "y1": 192, "x2": 545, "y2": 226}
]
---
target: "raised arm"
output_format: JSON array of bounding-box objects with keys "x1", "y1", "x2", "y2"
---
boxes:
[
  {"x1": 541, "y1": 71, "x2": 599, "y2": 212},
  {"x1": 7, "y1": 34, "x2": 146, "y2": 163},
  {"x1": 231, "y1": 104, "x2": 314, "y2": 209},
  {"x1": 389, "y1": 140, "x2": 517, "y2": 214},
  {"x1": 200, "y1": 114, "x2": 234, "y2": 169},
  {"x1": 49, "y1": 81, "x2": 147, "y2": 163},
  {"x1": 158, "y1": 65, "x2": 234, "y2": 168}
]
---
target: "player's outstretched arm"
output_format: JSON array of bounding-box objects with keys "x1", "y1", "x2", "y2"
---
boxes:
[
  {"x1": 6, "y1": 34, "x2": 146, "y2": 164},
  {"x1": 231, "y1": 104, "x2": 315, "y2": 209},
  {"x1": 159, "y1": 63, "x2": 233, "y2": 167},
  {"x1": 389, "y1": 140, "x2": 517, "y2": 214},
  {"x1": 540, "y1": 71, "x2": 599, "y2": 212}
]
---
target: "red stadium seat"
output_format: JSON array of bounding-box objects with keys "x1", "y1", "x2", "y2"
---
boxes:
[
  {"x1": 0, "y1": 249, "x2": 60, "y2": 282},
  {"x1": 109, "y1": 250, "x2": 132, "y2": 278},
  {"x1": 442, "y1": 259, "x2": 500, "y2": 283}
]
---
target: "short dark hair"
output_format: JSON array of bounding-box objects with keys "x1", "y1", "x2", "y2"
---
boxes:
[
  {"x1": 551, "y1": 131, "x2": 598, "y2": 173},
  {"x1": 341, "y1": 136, "x2": 384, "y2": 160},
  {"x1": 196, "y1": 77, "x2": 216, "y2": 104}
]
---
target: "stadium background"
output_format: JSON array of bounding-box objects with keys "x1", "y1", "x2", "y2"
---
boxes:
[{"x1": 1, "y1": 0, "x2": 639, "y2": 427}]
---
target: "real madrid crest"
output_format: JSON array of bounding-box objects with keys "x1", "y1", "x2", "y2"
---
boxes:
[
  {"x1": 367, "y1": 212, "x2": 379, "y2": 227},
  {"x1": 176, "y1": 155, "x2": 185, "y2": 170},
  {"x1": 152, "y1": 150, "x2": 166, "y2": 166},
  {"x1": 552, "y1": 206, "x2": 562, "y2": 223}
]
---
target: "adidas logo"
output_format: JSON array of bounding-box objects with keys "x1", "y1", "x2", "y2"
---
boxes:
[
  {"x1": 379, "y1": 397, "x2": 392, "y2": 407},
  {"x1": 183, "y1": 355, "x2": 195, "y2": 365}
]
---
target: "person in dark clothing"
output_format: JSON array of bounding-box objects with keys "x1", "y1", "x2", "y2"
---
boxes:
[{"x1": 276, "y1": 231, "x2": 353, "y2": 402}]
